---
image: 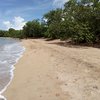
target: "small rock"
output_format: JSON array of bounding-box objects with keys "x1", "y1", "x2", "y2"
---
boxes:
[
  {"x1": 65, "y1": 84, "x2": 67, "y2": 86},
  {"x1": 56, "y1": 77, "x2": 59, "y2": 79},
  {"x1": 40, "y1": 95, "x2": 42, "y2": 97},
  {"x1": 93, "y1": 86, "x2": 98, "y2": 89},
  {"x1": 56, "y1": 93, "x2": 60, "y2": 97}
]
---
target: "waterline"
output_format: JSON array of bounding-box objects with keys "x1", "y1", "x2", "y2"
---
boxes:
[{"x1": 0, "y1": 38, "x2": 25, "y2": 100}]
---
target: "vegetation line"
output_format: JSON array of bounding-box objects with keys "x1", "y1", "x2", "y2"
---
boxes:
[{"x1": 0, "y1": 0, "x2": 100, "y2": 44}]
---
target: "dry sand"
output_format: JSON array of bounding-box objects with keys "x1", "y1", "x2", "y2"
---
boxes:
[{"x1": 3, "y1": 39, "x2": 100, "y2": 100}]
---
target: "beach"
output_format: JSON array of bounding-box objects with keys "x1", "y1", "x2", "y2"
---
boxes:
[{"x1": 3, "y1": 39, "x2": 100, "y2": 100}]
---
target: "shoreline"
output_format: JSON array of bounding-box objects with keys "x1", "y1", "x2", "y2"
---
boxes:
[
  {"x1": 3, "y1": 39, "x2": 100, "y2": 100},
  {"x1": 0, "y1": 39, "x2": 25, "y2": 100}
]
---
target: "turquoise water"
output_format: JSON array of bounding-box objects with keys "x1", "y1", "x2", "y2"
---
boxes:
[{"x1": 0, "y1": 38, "x2": 25, "y2": 100}]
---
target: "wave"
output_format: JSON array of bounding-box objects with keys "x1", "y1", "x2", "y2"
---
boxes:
[{"x1": 0, "y1": 38, "x2": 25, "y2": 100}]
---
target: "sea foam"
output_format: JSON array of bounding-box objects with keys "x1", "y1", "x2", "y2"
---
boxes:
[{"x1": 0, "y1": 38, "x2": 25, "y2": 100}]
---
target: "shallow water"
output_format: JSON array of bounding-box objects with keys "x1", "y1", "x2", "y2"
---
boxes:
[{"x1": 0, "y1": 38, "x2": 25, "y2": 100}]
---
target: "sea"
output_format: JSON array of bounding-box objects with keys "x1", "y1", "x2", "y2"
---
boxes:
[{"x1": 0, "y1": 37, "x2": 25, "y2": 100}]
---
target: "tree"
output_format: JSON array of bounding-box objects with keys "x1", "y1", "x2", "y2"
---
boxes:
[
  {"x1": 0, "y1": 30, "x2": 7, "y2": 37},
  {"x1": 23, "y1": 20, "x2": 42, "y2": 38},
  {"x1": 62, "y1": 0, "x2": 100, "y2": 43},
  {"x1": 43, "y1": 8, "x2": 63, "y2": 39}
]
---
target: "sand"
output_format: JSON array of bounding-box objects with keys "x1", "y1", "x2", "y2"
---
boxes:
[{"x1": 3, "y1": 39, "x2": 100, "y2": 100}]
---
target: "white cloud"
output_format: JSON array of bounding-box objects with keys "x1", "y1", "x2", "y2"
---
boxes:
[
  {"x1": 3, "y1": 16, "x2": 26, "y2": 30},
  {"x1": 3, "y1": 21, "x2": 12, "y2": 29},
  {"x1": 53, "y1": 0, "x2": 69, "y2": 8}
]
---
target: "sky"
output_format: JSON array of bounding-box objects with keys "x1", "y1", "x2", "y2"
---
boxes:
[{"x1": 0, "y1": 0, "x2": 69, "y2": 30}]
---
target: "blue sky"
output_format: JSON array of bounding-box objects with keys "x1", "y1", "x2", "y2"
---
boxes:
[{"x1": 0, "y1": 0, "x2": 69, "y2": 30}]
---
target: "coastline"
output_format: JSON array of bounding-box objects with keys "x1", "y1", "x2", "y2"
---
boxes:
[
  {"x1": 3, "y1": 39, "x2": 100, "y2": 100},
  {"x1": 0, "y1": 52, "x2": 24, "y2": 100},
  {"x1": 0, "y1": 38, "x2": 25, "y2": 100}
]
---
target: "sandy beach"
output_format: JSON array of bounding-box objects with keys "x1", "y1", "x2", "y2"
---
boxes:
[{"x1": 3, "y1": 39, "x2": 100, "y2": 100}]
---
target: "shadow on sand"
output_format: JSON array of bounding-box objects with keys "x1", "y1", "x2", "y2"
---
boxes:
[{"x1": 46, "y1": 39, "x2": 100, "y2": 49}]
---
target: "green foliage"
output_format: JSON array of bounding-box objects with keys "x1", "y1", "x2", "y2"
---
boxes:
[
  {"x1": 6, "y1": 28, "x2": 24, "y2": 38},
  {"x1": 0, "y1": 30, "x2": 7, "y2": 37},
  {"x1": 43, "y1": 9, "x2": 63, "y2": 39},
  {"x1": 22, "y1": 20, "x2": 43, "y2": 38},
  {"x1": 43, "y1": 0, "x2": 100, "y2": 44},
  {"x1": 71, "y1": 23, "x2": 95, "y2": 43},
  {"x1": 0, "y1": 28, "x2": 24, "y2": 39},
  {"x1": 0, "y1": 0, "x2": 100, "y2": 44},
  {"x1": 42, "y1": 0, "x2": 100, "y2": 44}
]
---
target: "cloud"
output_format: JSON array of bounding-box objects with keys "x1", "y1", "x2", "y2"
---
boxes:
[
  {"x1": 53, "y1": 0, "x2": 69, "y2": 7},
  {"x1": 3, "y1": 16, "x2": 26, "y2": 30},
  {"x1": 3, "y1": 21, "x2": 12, "y2": 29}
]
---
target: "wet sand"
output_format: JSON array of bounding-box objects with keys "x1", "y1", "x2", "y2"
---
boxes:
[{"x1": 3, "y1": 39, "x2": 100, "y2": 100}]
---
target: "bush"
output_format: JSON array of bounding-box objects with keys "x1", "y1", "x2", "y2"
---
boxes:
[{"x1": 22, "y1": 20, "x2": 43, "y2": 38}]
